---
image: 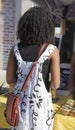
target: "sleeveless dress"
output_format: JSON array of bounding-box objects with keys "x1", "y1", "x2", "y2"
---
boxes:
[{"x1": 10, "y1": 43, "x2": 56, "y2": 130}]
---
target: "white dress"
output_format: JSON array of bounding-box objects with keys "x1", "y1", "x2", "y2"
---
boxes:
[{"x1": 10, "y1": 43, "x2": 56, "y2": 130}]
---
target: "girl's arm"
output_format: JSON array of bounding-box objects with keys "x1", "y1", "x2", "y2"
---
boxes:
[
  {"x1": 48, "y1": 47, "x2": 60, "y2": 89},
  {"x1": 6, "y1": 48, "x2": 17, "y2": 84}
]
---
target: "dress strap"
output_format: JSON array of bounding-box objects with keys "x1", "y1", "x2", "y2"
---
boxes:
[
  {"x1": 13, "y1": 43, "x2": 23, "y2": 67},
  {"x1": 38, "y1": 44, "x2": 56, "y2": 63}
]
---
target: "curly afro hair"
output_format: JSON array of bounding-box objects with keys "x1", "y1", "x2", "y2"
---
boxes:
[{"x1": 17, "y1": 6, "x2": 55, "y2": 46}]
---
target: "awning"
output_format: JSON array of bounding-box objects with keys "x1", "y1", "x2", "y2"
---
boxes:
[{"x1": 31, "y1": 0, "x2": 75, "y2": 21}]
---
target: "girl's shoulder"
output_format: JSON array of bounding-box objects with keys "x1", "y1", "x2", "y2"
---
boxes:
[{"x1": 48, "y1": 44, "x2": 57, "y2": 49}]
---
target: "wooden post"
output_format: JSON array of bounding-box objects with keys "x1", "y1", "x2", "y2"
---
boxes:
[
  {"x1": 0, "y1": 0, "x2": 2, "y2": 12},
  {"x1": 60, "y1": 19, "x2": 66, "y2": 36}
]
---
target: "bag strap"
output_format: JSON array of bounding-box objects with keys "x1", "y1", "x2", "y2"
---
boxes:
[{"x1": 21, "y1": 43, "x2": 48, "y2": 92}]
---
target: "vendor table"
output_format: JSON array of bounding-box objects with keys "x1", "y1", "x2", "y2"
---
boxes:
[
  {"x1": 53, "y1": 94, "x2": 75, "y2": 130},
  {"x1": 53, "y1": 114, "x2": 75, "y2": 130},
  {"x1": 0, "y1": 94, "x2": 10, "y2": 129}
]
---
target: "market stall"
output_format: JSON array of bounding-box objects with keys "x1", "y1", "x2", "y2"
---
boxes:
[{"x1": 0, "y1": 0, "x2": 75, "y2": 129}]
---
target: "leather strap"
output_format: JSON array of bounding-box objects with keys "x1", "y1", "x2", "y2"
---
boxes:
[{"x1": 21, "y1": 43, "x2": 48, "y2": 92}]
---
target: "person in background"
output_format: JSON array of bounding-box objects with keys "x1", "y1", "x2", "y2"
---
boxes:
[
  {"x1": 6, "y1": 7, "x2": 60, "y2": 130},
  {"x1": 67, "y1": 53, "x2": 75, "y2": 90}
]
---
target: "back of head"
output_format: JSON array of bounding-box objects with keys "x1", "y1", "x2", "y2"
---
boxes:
[{"x1": 17, "y1": 6, "x2": 54, "y2": 46}]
